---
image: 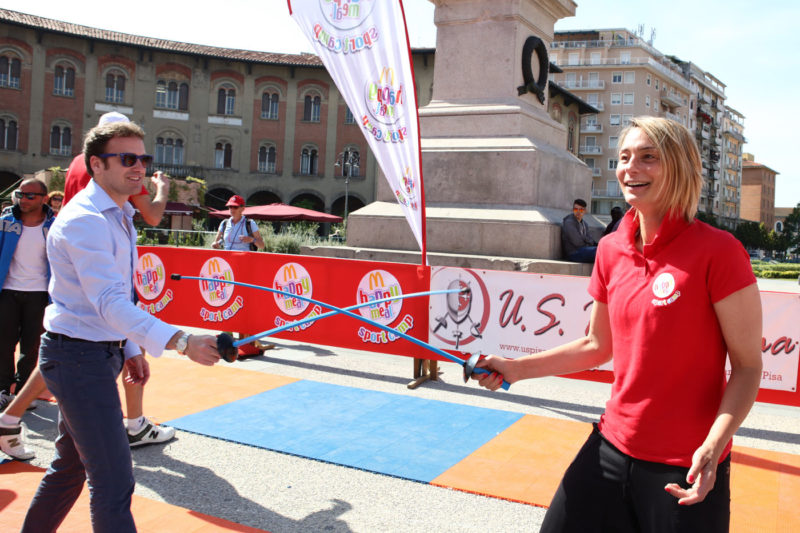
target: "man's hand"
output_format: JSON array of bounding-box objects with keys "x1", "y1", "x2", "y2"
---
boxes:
[
  {"x1": 150, "y1": 170, "x2": 170, "y2": 194},
  {"x1": 124, "y1": 354, "x2": 150, "y2": 386},
  {"x1": 183, "y1": 335, "x2": 221, "y2": 366}
]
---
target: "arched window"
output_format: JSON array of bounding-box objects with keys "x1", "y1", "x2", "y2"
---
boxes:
[
  {"x1": 567, "y1": 118, "x2": 576, "y2": 154},
  {"x1": 215, "y1": 142, "x2": 233, "y2": 169},
  {"x1": 105, "y1": 70, "x2": 125, "y2": 103},
  {"x1": 0, "y1": 55, "x2": 21, "y2": 88},
  {"x1": 300, "y1": 147, "x2": 318, "y2": 175},
  {"x1": 217, "y1": 85, "x2": 236, "y2": 115},
  {"x1": 50, "y1": 125, "x2": 71, "y2": 156},
  {"x1": 303, "y1": 94, "x2": 321, "y2": 122},
  {"x1": 261, "y1": 92, "x2": 280, "y2": 119},
  {"x1": 0, "y1": 118, "x2": 18, "y2": 151},
  {"x1": 54, "y1": 64, "x2": 75, "y2": 96},
  {"x1": 344, "y1": 106, "x2": 355, "y2": 125},
  {"x1": 258, "y1": 145, "x2": 277, "y2": 173},
  {"x1": 156, "y1": 80, "x2": 189, "y2": 110},
  {"x1": 155, "y1": 136, "x2": 185, "y2": 165}
]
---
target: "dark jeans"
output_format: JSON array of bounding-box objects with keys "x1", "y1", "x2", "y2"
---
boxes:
[
  {"x1": 566, "y1": 246, "x2": 597, "y2": 263},
  {"x1": 22, "y1": 334, "x2": 136, "y2": 533},
  {"x1": 0, "y1": 289, "x2": 48, "y2": 393},
  {"x1": 541, "y1": 425, "x2": 730, "y2": 533}
]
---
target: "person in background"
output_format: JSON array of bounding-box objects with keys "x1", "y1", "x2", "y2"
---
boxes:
[
  {"x1": 472, "y1": 116, "x2": 762, "y2": 532},
  {"x1": 561, "y1": 198, "x2": 597, "y2": 263},
  {"x1": 46, "y1": 190, "x2": 64, "y2": 216},
  {"x1": 0, "y1": 179, "x2": 55, "y2": 457},
  {"x1": 602, "y1": 205, "x2": 624, "y2": 236},
  {"x1": 21, "y1": 120, "x2": 220, "y2": 532},
  {"x1": 211, "y1": 194, "x2": 265, "y2": 251}
]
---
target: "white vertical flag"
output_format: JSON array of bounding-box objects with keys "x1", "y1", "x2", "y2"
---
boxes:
[{"x1": 289, "y1": 0, "x2": 426, "y2": 259}]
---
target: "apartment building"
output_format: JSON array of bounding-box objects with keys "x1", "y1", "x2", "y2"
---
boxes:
[
  {"x1": 550, "y1": 29, "x2": 744, "y2": 225},
  {"x1": 741, "y1": 153, "x2": 778, "y2": 230},
  {"x1": 720, "y1": 107, "x2": 746, "y2": 226}
]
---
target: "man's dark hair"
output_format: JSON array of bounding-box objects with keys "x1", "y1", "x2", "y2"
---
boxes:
[
  {"x1": 20, "y1": 177, "x2": 48, "y2": 195},
  {"x1": 573, "y1": 198, "x2": 587, "y2": 208},
  {"x1": 610, "y1": 206, "x2": 623, "y2": 219},
  {"x1": 83, "y1": 122, "x2": 146, "y2": 177}
]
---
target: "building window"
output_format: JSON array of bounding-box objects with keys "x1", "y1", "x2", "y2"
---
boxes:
[
  {"x1": 105, "y1": 71, "x2": 125, "y2": 103},
  {"x1": 155, "y1": 137, "x2": 184, "y2": 165},
  {"x1": 344, "y1": 106, "x2": 355, "y2": 124},
  {"x1": 214, "y1": 142, "x2": 233, "y2": 169},
  {"x1": 612, "y1": 71, "x2": 622, "y2": 84},
  {"x1": 303, "y1": 95, "x2": 321, "y2": 122},
  {"x1": 156, "y1": 80, "x2": 188, "y2": 110},
  {"x1": 261, "y1": 92, "x2": 279, "y2": 119},
  {"x1": 623, "y1": 71, "x2": 635, "y2": 84},
  {"x1": 609, "y1": 114, "x2": 621, "y2": 126},
  {"x1": 50, "y1": 125, "x2": 71, "y2": 156},
  {"x1": 610, "y1": 93, "x2": 621, "y2": 105},
  {"x1": 258, "y1": 145, "x2": 277, "y2": 173},
  {"x1": 645, "y1": 95, "x2": 650, "y2": 108},
  {"x1": 567, "y1": 120, "x2": 575, "y2": 154},
  {"x1": 620, "y1": 52, "x2": 631, "y2": 64},
  {"x1": 300, "y1": 147, "x2": 319, "y2": 175},
  {"x1": 655, "y1": 79, "x2": 659, "y2": 90},
  {"x1": 608, "y1": 158, "x2": 618, "y2": 170},
  {"x1": 0, "y1": 118, "x2": 18, "y2": 150},
  {"x1": 590, "y1": 52, "x2": 601, "y2": 65},
  {"x1": 609, "y1": 136, "x2": 618, "y2": 149},
  {"x1": 623, "y1": 93, "x2": 634, "y2": 105},
  {"x1": 622, "y1": 114, "x2": 633, "y2": 126},
  {"x1": 217, "y1": 85, "x2": 236, "y2": 115},
  {"x1": 0, "y1": 55, "x2": 21, "y2": 88},
  {"x1": 646, "y1": 74, "x2": 651, "y2": 86},
  {"x1": 54, "y1": 65, "x2": 75, "y2": 96},
  {"x1": 568, "y1": 52, "x2": 579, "y2": 66}
]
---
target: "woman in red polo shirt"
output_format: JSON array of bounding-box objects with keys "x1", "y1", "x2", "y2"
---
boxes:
[{"x1": 473, "y1": 116, "x2": 762, "y2": 532}]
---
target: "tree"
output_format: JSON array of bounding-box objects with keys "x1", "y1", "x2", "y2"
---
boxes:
[
  {"x1": 782, "y1": 204, "x2": 800, "y2": 255},
  {"x1": 733, "y1": 221, "x2": 766, "y2": 251}
]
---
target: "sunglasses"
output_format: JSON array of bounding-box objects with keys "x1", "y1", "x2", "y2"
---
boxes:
[
  {"x1": 573, "y1": 207, "x2": 586, "y2": 213},
  {"x1": 50, "y1": 197, "x2": 63, "y2": 202},
  {"x1": 98, "y1": 153, "x2": 154, "y2": 167},
  {"x1": 14, "y1": 191, "x2": 46, "y2": 200}
]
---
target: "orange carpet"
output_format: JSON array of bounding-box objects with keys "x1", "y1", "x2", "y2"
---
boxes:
[
  {"x1": 0, "y1": 462, "x2": 265, "y2": 532},
  {"x1": 432, "y1": 414, "x2": 800, "y2": 533}
]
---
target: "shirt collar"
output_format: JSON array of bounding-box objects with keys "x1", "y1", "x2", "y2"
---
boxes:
[
  {"x1": 85, "y1": 180, "x2": 135, "y2": 218},
  {"x1": 618, "y1": 208, "x2": 693, "y2": 256}
]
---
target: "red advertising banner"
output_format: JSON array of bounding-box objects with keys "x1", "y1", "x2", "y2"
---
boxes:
[{"x1": 134, "y1": 247, "x2": 431, "y2": 359}]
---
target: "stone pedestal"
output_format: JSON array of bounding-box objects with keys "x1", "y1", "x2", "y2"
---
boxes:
[{"x1": 346, "y1": 0, "x2": 593, "y2": 262}]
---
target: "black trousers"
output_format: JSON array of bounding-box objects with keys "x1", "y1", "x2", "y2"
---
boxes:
[
  {"x1": 0, "y1": 289, "x2": 48, "y2": 393},
  {"x1": 541, "y1": 425, "x2": 731, "y2": 533}
]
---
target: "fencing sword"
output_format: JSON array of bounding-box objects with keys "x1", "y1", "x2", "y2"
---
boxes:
[{"x1": 171, "y1": 274, "x2": 510, "y2": 390}]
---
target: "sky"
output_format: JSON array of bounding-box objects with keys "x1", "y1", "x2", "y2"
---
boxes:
[{"x1": 4, "y1": 0, "x2": 799, "y2": 207}]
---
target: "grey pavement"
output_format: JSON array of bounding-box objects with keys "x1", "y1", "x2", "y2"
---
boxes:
[{"x1": 14, "y1": 276, "x2": 800, "y2": 532}]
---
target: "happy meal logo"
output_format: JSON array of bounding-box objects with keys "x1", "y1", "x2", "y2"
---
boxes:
[
  {"x1": 199, "y1": 257, "x2": 235, "y2": 308},
  {"x1": 319, "y1": 0, "x2": 375, "y2": 30},
  {"x1": 651, "y1": 272, "x2": 681, "y2": 307},
  {"x1": 135, "y1": 253, "x2": 166, "y2": 301},
  {"x1": 365, "y1": 67, "x2": 405, "y2": 125},
  {"x1": 273, "y1": 262, "x2": 313, "y2": 316},
  {"x1": 394, "y1": 166, "x2": 418, "y2": 211},
  {"x1": 357, "y1": 270, "x2": 402, "y2": 326}
]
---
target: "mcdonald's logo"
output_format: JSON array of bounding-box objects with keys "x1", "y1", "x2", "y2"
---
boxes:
[
  {"x1": 368, "y1": 272, "x2": 385, "y2": 291},
  {"x1": 283, "y1": 264, "x2": 298, "y2": 281},
  {"x1": 208, "y1": 259, "x2": 222, "y2": 274},
  {"x1": 141, "y1": 254, "x2": 154, "y2": 269},
  {"x1": 379, "y1": 66, "x2": 395, "y2": 85}
]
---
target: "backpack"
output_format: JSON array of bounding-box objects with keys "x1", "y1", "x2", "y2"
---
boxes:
[{"x1": 222, "y1": 217, "x2": 258, "y2": 251}]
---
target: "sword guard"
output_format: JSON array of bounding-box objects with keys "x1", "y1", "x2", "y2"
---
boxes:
[
  {"x1": 216, "y1": 333, "x2": 238, "y2": 363},
  {"x1": 463, "y1": 352, "x2": 482, "y2": 383}
]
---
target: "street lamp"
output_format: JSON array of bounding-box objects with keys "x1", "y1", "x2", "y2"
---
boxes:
[{"x1": 335, "y1": 150, "x2": 360, "y2": 230}]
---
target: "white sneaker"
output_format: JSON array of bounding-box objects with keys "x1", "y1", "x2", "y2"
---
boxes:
[
  {"x1": 0, "y1": 423, "x2": 35, "y2": 460},
  {"x1": 0, "y1": 390, "x2": 14, "y2": 411},
  {"x1": 127, "y1": 417, "x2": 176, "y2": 448}
]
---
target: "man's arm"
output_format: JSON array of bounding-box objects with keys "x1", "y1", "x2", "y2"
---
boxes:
[
  {"x1": 130, "y1": 171, "x2": 169, "y2": 226},
  {"x1": 562, "y1": 217, "x2": 588, "y2": 251}
]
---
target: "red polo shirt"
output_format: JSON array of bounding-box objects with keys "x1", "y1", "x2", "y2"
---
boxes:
[
  {"x1": 63, "y1": 155, "x2": 147, "y2": 205},
  {"x1": 589, "y1": 209, "x2": 755, "y2": 467}
]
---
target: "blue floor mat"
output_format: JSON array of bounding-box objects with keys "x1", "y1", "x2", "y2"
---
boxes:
[{"x1": 167, "y1": 380, "x2": 522, "y2": 483}]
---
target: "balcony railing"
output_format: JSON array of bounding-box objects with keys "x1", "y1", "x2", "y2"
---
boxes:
[
  {"x1": 147, "y1": 163, "x2": 205, "y2": 179},
  {"x1": 592, "y1": 185, "x2": 623, "y2": 198},
  {"x1": 560, "y1": 79, "x2": 605, "y2": 90},
  {"x1": 579, "y1": 145, "x2": 602, "y2": 155},
  {"x1": 591, "y1": 168, "x2": 602, "y2": 177},
  {"x1": 581, "y1": 123, "x2": 603, "y2": 133}
]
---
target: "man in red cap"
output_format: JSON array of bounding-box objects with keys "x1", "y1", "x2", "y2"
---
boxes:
[{"x1": 211, "y1": 195, "x2": 265, "y2": 251}]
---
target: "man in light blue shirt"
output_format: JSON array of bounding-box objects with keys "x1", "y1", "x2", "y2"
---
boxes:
[{"x1": 22, "y1": 121, "x2": 220, "y2": 533}]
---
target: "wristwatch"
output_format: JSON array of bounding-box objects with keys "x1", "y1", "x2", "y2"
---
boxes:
[{"x1": 175, "y1": 332, "x2": 191, "y2": 355}]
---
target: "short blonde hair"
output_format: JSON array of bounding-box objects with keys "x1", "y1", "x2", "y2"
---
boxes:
[{"x1": 618, "y1": 116, "x2": 702, "y2": 221}]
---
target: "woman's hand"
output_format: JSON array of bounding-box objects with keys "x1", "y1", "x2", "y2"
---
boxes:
[
  {"x1": 471, "y1": 355, "x2": 514, "y2": 391},
  {"x1": 664, "y1": 443, "x2": 719, "y2": 505}
]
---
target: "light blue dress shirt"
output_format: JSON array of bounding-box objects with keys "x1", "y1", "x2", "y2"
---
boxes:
[{"x1": 44, "y1": 180, "x2": 178, "y2": 358}]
